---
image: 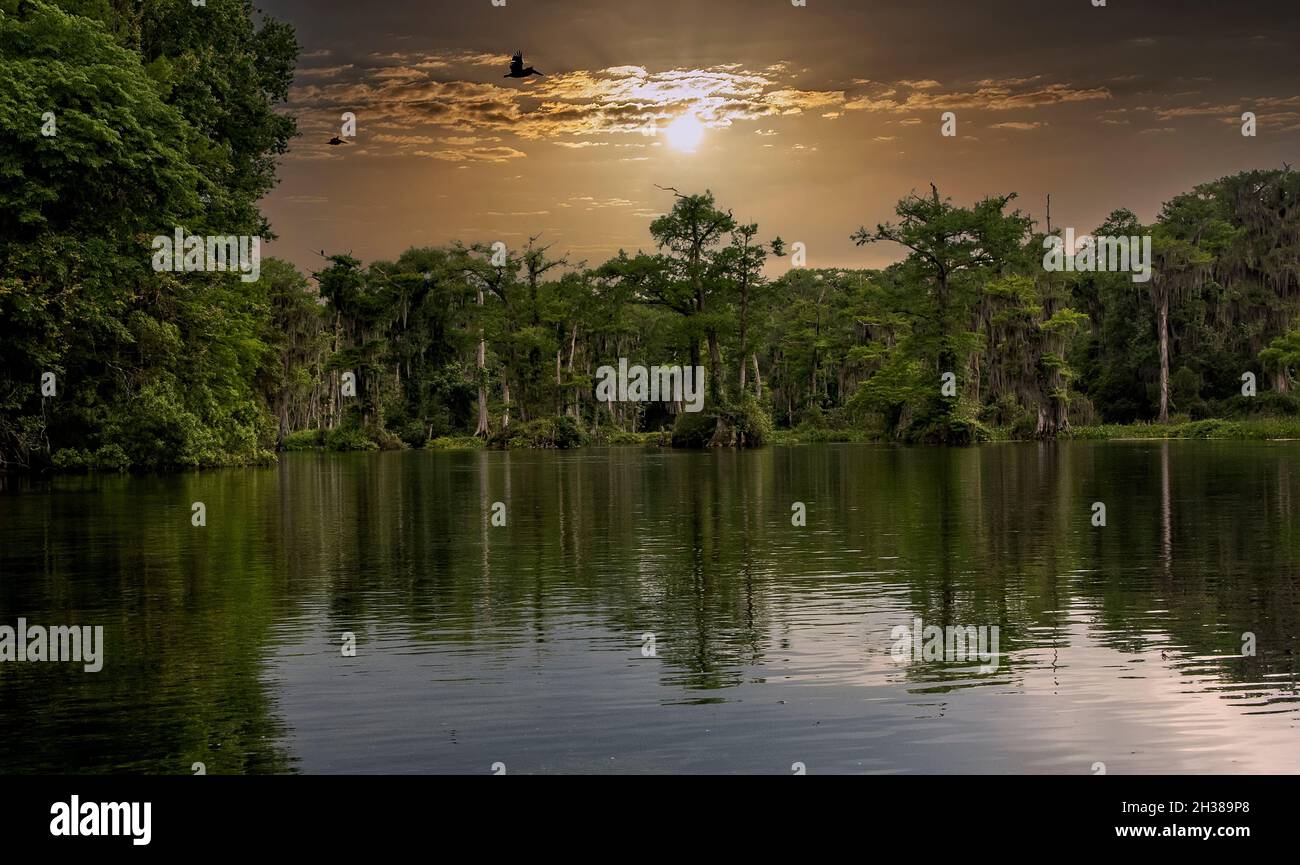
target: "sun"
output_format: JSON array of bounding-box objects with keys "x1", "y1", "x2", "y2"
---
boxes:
[{"x1": 664, "y1": 114, "x2": 705, "y2": 153}]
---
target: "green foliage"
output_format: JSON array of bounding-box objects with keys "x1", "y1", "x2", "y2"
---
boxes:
[
  {"x1": 597, "y1": 429, "x2": 661, "y2": 445},
  {"x1": 1260, "y1": 327, "x2": 1300, "y2": 387},
  {"x1": 670, "y1": 409, "x2": 718, "y2": 448},
  {"x1": 50, "y1": 448, "x2": 90, "y2": 471},
  {"x1": 902, "y1": 401, "x2": 992, "y2": 445},
  {"x1": 425, "y1": 435, "x2": 484, "y2": 450},
  {"x1": 102, "y1": 378, "x2": 274, "y2": 468},
  {"x1": 325, "y1": 426, "x2": 380, "y2": 452},
  {"x1": 668, "y1": 395, "x2": 771, "y2": 448},
  {"x1": 281, "y1": 429, "x2": 324, "y2": 451},
  {"x1": 771, "y1": 426, "x2": 878, "y2": 444},
  {"x1": 5, "y1": 3, "x2": 1300, "y2": 464},
  {"x1": 1179, "y1": 419, "x2": 1243, "y2": 439},
  {"x1": 1008, "y1": 413, "x2": 1039, "y2": 441},
  {"x1": 720, "y1": 394, "x2": 772, "y2": 447},
  {"x1": 50, "y1": 443, "x2": 130, "y2": 471},
  {"x1": 90, "y1": 443, "x2": 131, "y2": 471},
  {"x1": 488, "y1": 416, "x2": 588, "y2": 449},
  {"x1": 1070, "y1": 418, "x2": 1300, "y2": 440},
  {"x1": 0, "y1": 0, "x2": 297, "y2": 470},
  {"x1": 1214, "y1": 392, "x2": 1300, "y2": 418}
]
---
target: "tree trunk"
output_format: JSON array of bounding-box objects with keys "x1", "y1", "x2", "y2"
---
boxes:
[
  {"x1": 566, "y1": 324, "x2": 579, "y2": 417},
  {"x1": 738, "y1": 272, "x2": 750, "y2": 394},
  {"x1": 1157, "y1": 295, "x2": 1170, "y2": 424},
  {"x1": 474, "y1": 284, "x2": 489, "y2": 436},
  {"x1": 708, "y1": 332, "x2": 723, "y2": 402}
]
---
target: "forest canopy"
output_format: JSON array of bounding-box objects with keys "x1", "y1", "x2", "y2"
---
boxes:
[{"x1": 3, "y1": 1, "x2": 1300, "y2": 469}]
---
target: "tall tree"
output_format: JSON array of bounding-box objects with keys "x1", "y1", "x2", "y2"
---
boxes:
[{"x1": 648, "y1": 188, "x2": 736, "y2": 401}]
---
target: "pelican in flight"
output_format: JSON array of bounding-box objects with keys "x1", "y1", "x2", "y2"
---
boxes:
[{"x1": 505, "y1": 51, "x2": 542, "y2": 79}]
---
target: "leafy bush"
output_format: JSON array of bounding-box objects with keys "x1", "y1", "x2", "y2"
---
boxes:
[
  {"x1": 905, "y1": 414, "x2": 991, "y2": 445},
  {"x1": 550, "y1": 415, "x2": 586, "y2": 448},
  {"x1": 725, "y1": 394, "x2": 772, "y2": 446},
  {"x1": 425, "y1": 435, "x2": 484, "y2": 450},
  {"x1": 670, "y1": 409, "x2": 717, "y2": 447},
  {"x1": 281, "y1": 429, "x2": 324, "y2": 451},
  {"x1": 322, "y1": 424, "x2": 404, "y2": 451},
  {"x1": 394, "y1": 419, "x2": 428, "y2": 448},
  {"x1": 1009, "y1": 413, "x2": 1038, "y2": 441},
  {"x1": 488, "y1": 416, "x2": 588, "y2": 449},
  {"x1": 782, "y1": 427, "x2": 876, "y2": 443},
  {"x1": 670, "y1": 395, "x2": 771, "y2": 447},
  {"x1": 91, "y1": 444, "x2": 131, "y2": 472},
  {"x1": 902, "y1": 399, "x2": 990, "y2": 444},
  {"x1": 51, "y1": 448, "x2": 90, "y2": 471},
  {"x1": 326, "y1": 426, "x2": 380, "y2": 452},
  {"x1": 1216, "y1": 392, "x2": 1300, "y2": 418},
  {"x1": 1068, "y1": 419, "x2": 1300, "y2": 440},
  {"x1": 1179, "y1": 419, "x2": 1243, "y2": 439},
  {"x1": 979, "y1": 395, "x2": 1023, "y2": 427},
  {"x1": 372, "y1": 428, "x2": 406, "y2": 450},
  {"x1": 595, "y1": 429, "x2": 660, "y2": 445},
  {"x1": 797, "y1": 405, "x2": 826, "y2": 428}
]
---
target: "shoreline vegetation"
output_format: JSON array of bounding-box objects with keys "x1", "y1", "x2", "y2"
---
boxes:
[
  {"x1": 45, "y1": 415, "x2": 1300, "y2": 473},
  {"x1": 5, "y1": 3, "x2": 1300, "y2": 474},
  {"x1": 267, "y1": 416, "x2": 1300, "y2": 455}
]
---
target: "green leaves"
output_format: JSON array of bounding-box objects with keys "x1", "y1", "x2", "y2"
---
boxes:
[{"x1": 0, "y1": 1, "x2": 298, "y2": 468}]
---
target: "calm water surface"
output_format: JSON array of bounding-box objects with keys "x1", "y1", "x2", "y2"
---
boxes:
[{"x1": 2, "y1": 442, "x2": 1298, "y2": 774}]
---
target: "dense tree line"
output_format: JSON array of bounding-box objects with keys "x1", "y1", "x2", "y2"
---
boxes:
[
  {"x1": 1, "y1": 0, "x2": 296, "y2": 469},
  {"x1": 4, "y1": 2, "x2": 1300, "y2": 469},
  {"x1": 239, "y1": 168, "x2": 1300, "y2": 456}
]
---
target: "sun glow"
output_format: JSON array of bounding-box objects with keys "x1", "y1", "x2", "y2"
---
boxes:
[{"x1": 664, "y1": 114, "x2": 705, "y2": 152}]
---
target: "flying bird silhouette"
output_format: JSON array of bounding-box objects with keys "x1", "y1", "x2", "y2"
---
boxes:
[
  {"x1": 328, "y1": 136, "x2": 349, "y2": 146},
  {"x1": 505, "y1": 51, "x2": 542, "y2": 79}
]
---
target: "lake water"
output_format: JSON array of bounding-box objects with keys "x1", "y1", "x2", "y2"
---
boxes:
[{"x1": 2, "y1": 442, "x2": 1298, "y2": 774}]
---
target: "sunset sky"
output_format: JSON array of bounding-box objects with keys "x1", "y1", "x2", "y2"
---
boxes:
[{"x1": 257, "y1": 0, "x2": 1300, "y2": 277}]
